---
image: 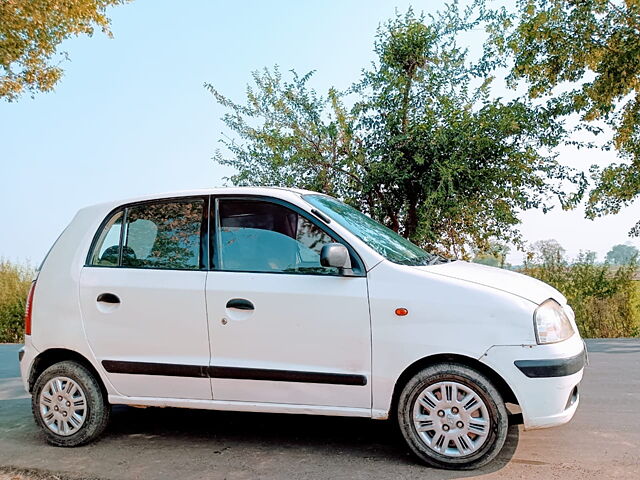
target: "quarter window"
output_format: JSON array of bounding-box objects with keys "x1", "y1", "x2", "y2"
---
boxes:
[
  {"x1": 90, "y1": 211, "x2": 124, "y2": 266},
  {"x1": 216, "y1": 199, "x2": 338, "y2": 275}
]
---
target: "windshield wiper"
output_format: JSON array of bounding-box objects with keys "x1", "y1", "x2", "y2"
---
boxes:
[
  {"x1": 426, "y1": 254, "x2": 451, "y2": 265},
  {"x1": 404, "y1": 253, "x2": 452, "y2": 266},
  {"x1": 404, "y1": 255, "x2": 434, "y2": 266}
]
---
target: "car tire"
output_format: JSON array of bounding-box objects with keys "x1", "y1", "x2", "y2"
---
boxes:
[
  {"x1": 397, "y1": 362, "x2": 508, "y2": 469},
  {"x1": 32, "y1": 360, "x2": 110, "y2": 447}
]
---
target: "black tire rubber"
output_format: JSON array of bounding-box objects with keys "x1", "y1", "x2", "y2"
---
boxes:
[
  {"x1": 31, "y1": 360, "x2": 110, "y2": 447},
  {"x1": 396, "y1": 362, "x2": 509, "y2": 470}
]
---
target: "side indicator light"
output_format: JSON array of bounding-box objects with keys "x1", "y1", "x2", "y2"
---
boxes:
[{"x1": 395, "y1": 308, "x2": 409, "y2": 316}]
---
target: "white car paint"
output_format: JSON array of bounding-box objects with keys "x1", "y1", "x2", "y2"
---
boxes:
[
  {"x1": 416, "y1": 260, "x2": 567, "y2": 305},
  {"x1": 79, "y1": 267, "x2": 211, "y2": 399},
  {"x1": 20, "y1": 186, "x2": 584, "y2": 434},
  {"x1": 205, "y1": 271, "x2": 371, "y2": 408}
]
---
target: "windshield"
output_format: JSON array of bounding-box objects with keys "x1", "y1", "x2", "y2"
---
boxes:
[{"x1": 303, "y1": 194, "x2": 440, "y2": 266}]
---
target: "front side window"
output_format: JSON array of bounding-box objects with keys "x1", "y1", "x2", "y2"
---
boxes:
[
  {"x1": 89, "y1": 199, "x2": 204, "y2": 270},
  {"x1": 216, "y1": 199, "x2": 338, "y2": 275}
]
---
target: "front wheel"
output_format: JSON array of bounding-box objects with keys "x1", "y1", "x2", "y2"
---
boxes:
[
  {"x1": 396, "y1": 363, "x2": 508, "y2": 469},
  {"x1": 32, "y1": 360, "x2": 110, "y2": 447}
]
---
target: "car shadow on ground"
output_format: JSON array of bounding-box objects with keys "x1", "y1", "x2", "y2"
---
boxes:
[{"x1": 102, "y1": 405, "x2": 519, "y2": 477}]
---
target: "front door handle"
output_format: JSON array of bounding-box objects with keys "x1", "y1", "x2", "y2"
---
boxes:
[
  {"x1": 226, "y1": 298, "x2": 254, "y2": 310},
  {"x1": 97, "y1": 293, "x2": 120, "y2": 304}
]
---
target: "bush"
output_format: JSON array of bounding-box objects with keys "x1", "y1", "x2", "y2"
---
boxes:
[
  {"x1": 0, "y1": 260, "x2": 34, "y2": 343},
  {"x1": 522, "y1": 243, "x2": 640, "y2": 338}
]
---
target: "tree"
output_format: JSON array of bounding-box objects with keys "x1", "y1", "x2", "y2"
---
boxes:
[
  {"x1": 500, "y1": 0, "x2": 640, "y2": 236},
  {"x1": 527, "y1": 239, "x2": 567, "y2": 267},
  {"x1": 207, "y1": 6, "x2": 584, "y2": 258},
  {"x1": 472, "y1": 241, "x2": 511, "y2": 268},
  {"x1": 606, "y1": 243, "x2": 639, "y2": 265},
  {"x1": 0, "y1": 0, "x2": 129, "y2": 101}
]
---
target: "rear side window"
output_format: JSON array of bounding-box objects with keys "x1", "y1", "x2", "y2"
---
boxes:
[
  {"x1": 89, "y1": 199, "x2": 204, "y2": 270},
  {"x1": 123, "y1": 201, "x2": 203, "y2": 269}
]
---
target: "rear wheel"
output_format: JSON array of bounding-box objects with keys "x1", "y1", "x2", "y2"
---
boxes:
[
  {"x1": 32, "y1": 360, "x2": 110, "y2": 447},
  {"x1": 397, "y1": 363, "x2": 508, "y2": 469}
]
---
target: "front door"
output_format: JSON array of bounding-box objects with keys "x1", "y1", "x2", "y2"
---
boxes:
[
  {"x1": 206, "y1": 197, "x2": 371, "y2": 409},
  {"x1": 80, "y1": 197, "x2": 211, "y2": 399}
]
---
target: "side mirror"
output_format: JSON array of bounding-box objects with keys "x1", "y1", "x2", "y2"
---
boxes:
[{"x1": 320, "y1": 243, "x2": 353, "y2": 275}]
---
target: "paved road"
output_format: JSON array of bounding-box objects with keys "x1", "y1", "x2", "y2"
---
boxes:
[{"x1": 1, "y1": 340, "x2": 639, "y2": 480}]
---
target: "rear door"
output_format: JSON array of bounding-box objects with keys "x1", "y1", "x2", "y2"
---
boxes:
[
  {"x1": 80, "y1": 197, "x2": 212, "y2": 399},
  {"x1": 206, "y1": 197, "x2": 372, "y2": 409}
]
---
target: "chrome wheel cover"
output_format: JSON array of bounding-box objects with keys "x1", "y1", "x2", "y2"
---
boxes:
[
  {"x1": 39, "y1": 376, "x2": 87, "y2": 436},
  {"x1": 412, "y1": 380, "x2": 490, "y2": 457}
]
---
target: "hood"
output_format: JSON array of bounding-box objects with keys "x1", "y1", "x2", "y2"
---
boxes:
[{"x1": 414, "y1": 260, "x2": 566, "y2": 305}]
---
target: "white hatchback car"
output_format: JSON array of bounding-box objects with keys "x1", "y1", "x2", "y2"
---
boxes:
[{"x1": 19, "y1": 187, "x2": 586, "y2": 469}]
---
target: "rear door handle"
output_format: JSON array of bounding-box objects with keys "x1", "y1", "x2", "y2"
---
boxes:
[
  {"x1": 225, "y1": 298, "x2": 254, "y2": 310},
  {"x1": 97, "y1": 293, "x2": 120, "y2": 304}
]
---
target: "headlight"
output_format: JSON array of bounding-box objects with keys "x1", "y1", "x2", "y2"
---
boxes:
[{"x1": 534, "y1": 299, "x2": 574, "y2": 344}]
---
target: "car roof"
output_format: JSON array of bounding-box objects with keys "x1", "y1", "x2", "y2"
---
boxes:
[{"x1": 82, "y1": 186, "x2": 321, "y2": 212}]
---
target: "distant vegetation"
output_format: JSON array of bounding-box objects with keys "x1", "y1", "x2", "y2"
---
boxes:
[
  {"x1": 606, "y1": 244, "x2": 640, "y2": 265},
  {"x1": 475, "y1": 240, "x2": 640, "y2": 339},
  {"x1": 0, "y1": 260, "x2": 34, "y2": 343}
]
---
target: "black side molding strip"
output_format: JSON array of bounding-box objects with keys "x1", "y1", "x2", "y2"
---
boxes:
[
  {"x1": 102, "y1": 360, "x2": 207, "y2": 378},
  {"x1": 514, "y1": 350, "x2": 586, "y2": 378},
  {"x1": 209, "y1": 366, "x2": 367, "y2": 386},
  {"x1": 101, "y1": 360, "x2": 367, "y2": 386}
]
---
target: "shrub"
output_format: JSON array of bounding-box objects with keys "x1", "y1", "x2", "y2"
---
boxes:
[
  {"x1": 0, "y1": 260, "x2": 34, "y2": 343},
  {"x1": 522, "y1": 243, "x2": 640, "y2": 338}
]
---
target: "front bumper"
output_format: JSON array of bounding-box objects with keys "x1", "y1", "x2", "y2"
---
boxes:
[
  {"x1": 514, "y1": 349, "x2": 586, "y2": 378},
  {"x1": 481, "y1": 333, "x2": 585, "y2": 430}
]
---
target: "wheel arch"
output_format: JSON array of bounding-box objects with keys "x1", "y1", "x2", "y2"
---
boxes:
[
  {"x1": 28, "y1": 348, "x2": 106, "y2": 396},
  {"x1": 390, "y1": 353, "x2": 519, "y2": 415}
]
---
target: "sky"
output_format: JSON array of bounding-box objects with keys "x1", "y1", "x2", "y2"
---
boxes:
[{"x1": 1, "y1": 0, "x2": 638, "y2": 266}]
